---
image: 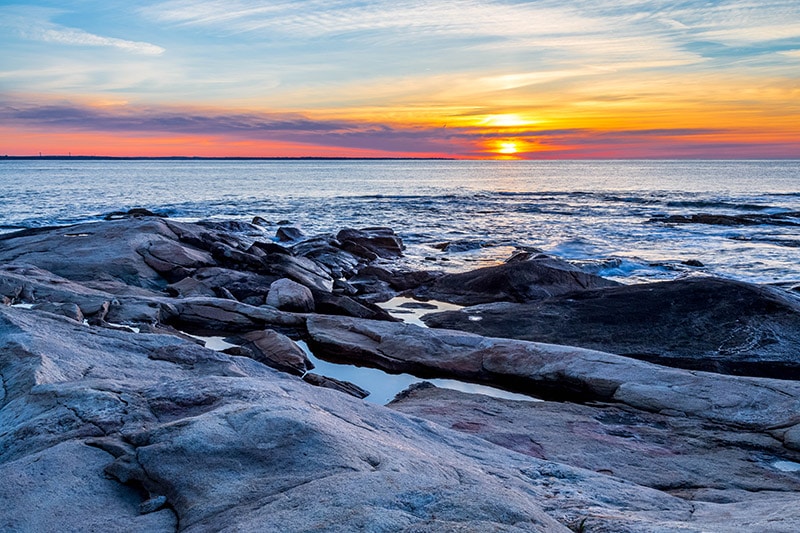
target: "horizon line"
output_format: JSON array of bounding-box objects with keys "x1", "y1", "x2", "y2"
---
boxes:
[
  {"x1": 0, "y1": 155, "x2": 458, "y2": 161},
  {"x1": 3, "y1": 155, "x2": 800, "y2": 162}
]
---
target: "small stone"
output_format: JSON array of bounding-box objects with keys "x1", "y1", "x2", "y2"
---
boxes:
[
  {"x1": 139, "y1": 495, "x2": 168, "y2": 514},
  {"x1": 682, "y1": 259, "x2": 705, "y2": 267}
]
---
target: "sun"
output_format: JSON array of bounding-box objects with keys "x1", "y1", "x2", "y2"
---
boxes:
[{"x1": 497, "y1": 141, "x2": 518, "y2": 154}]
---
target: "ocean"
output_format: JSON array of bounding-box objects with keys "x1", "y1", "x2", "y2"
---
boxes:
[{"x1": 2, "y1": 159, "x2": 799, "y2": 285}]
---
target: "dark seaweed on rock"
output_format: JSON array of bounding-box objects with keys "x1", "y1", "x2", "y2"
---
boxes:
[{"x1": 650, "y1": 212, "x2": 800, "y2": 226}]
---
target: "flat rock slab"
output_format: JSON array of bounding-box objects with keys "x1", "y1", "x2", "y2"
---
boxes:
[
  {"x1": 307, "y1": 314, "x2": 800, "y2": 434},
  {"x1": 390, "y1": 383, "x2": 800, "y2": 496},
  {"x1": 423, "y1": 276, "x2": 800, "y2": 379}
]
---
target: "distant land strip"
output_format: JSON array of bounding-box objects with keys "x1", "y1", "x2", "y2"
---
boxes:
[{"x1": 0, "y1": 155, "x2": 456, "y2": 161}]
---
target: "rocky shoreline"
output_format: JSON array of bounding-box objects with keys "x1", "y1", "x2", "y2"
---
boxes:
[{"x1": 2, "y1": 213, "x2": 800, "y2": 532}]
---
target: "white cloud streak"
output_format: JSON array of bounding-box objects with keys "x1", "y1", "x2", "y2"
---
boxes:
[
  {"x1": 27, "y1": 26, "x2": 165, "y2": 56},
  {"x1": 1, "y1": 6, "x2": 165, "y2": 56}
]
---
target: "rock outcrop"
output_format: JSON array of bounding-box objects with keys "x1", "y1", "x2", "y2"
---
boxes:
[
  {"x1": 391, "y1": 383, "x2": 800, "y2": 498},
  {"x1": 266, "y1": 278, "x2": 315, "y2": 312},
  {"x1": 0, "y1": 305, "x2": 694, "y2": 532},
  {"x1": 422, "y1": 277, "x2": 800, "y2": 379}
]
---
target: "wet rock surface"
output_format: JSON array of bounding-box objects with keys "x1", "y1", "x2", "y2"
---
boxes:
[{"x1": 3, "y1": 217, "x2": 800, "y2": 532}]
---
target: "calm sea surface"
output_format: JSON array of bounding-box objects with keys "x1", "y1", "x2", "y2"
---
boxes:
[{"x1": 2, "y1": 159, "x2": 799, "y2": 284}]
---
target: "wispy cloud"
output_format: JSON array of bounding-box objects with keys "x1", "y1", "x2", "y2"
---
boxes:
[
  {"x1": 142, "y1": 0, "x2": 598, "y2": 39},
  {"x1": 25, "y1": 26, "x2": 165, "y2": 56},
  {"x1": 1, "y1": 6, "x2": 164, "y2": 56}
]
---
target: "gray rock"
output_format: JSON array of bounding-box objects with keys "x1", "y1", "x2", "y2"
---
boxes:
[
  {"x1": 262, "y1": 252, "x2": 334, "y2": 292},
  {"x1": 0, "y1": 306, "x2": 636, "y2": 531},
  {"x1": 276, "y1": 226, "x2": 304, "y2": 242},
  {"x1": 193, "y1": 267, "x2": 279, "y2": 301},
  {"x1": 104, "y1": 208, "x2": 168, "y2": 220},
  {"x1": 106, "y1": 298, "x2": 168, "y2": 326},
  {"x1": 412, "y1": 255, "x2": 619, "y2": 305},
  {"x1": 650, "y1": 212, "x2": 800, "y2": 227},
  {"x1": 4, "y1": 299, "x2": 800, "y2": 531},
  {"x1": 165, "y1": 276, "x2": 217, "y2": 298},
  {"x1": 267, "y1": 278, "x2": 315, "y2": 312},
  {"x1": 0, "y1": 264, "x2": 113, "y2": 318},
  {"x1": 5, "y1": 218, "x2": 800, "y2": 532},
  {"x1": 311, "y1": 291, "x2": 399, "y2": 321},
  {"x1": 292, "y1": 236, "x2": 362, "y2": 278},
  {"x1": 0, "y1": 219, "x2": 207, "y2": 290},
  {"x1": 782, "y1": 424, "x2": 800, "y2": 451},
  {"x1": 165, "y1": 296, "x2": 306, "y2": 335},
  {"x1": 336, "y1": 227, "x2": 404, "y2": 259},
  {"x1": 307, "y1": 315, "x2": 800, "y2": 432},
  {"x1": 422, "y1": 277, "x2": 800, "y2": 379},
  {"x1": 0, "y1": 440, "x2": 177, "y2": 532}
]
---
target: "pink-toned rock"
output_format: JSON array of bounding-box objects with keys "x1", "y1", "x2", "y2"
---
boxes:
[{"x1": 236, "y1": 329, "x2": 313, "y2": 376}]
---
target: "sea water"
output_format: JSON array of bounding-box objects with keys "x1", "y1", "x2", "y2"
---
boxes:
[
  {"x1": 1, "y1": 159, "x2": 799, "y2": 284},
  {"x1": 4, "y1": 158, "x2": 799, "y2": 403}
]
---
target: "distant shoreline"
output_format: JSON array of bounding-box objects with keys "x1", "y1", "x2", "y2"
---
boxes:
[{"x1": 0, "y1": 155, "x2": 456, "y2": 161}]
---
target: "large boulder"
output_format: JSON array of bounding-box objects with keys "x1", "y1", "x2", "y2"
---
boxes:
[
  {"x1": 422, "y1": 277, "x2": 800, "y2": 379},
  {"x1": 411, "y1": 255, "x2": 619, "y2": 305}
]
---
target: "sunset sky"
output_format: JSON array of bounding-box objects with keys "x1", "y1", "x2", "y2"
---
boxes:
[{"x1": 1, "y1": 1, "x2": 799, "y2": 158}]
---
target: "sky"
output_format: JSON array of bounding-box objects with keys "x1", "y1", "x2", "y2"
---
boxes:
[{"x1": 1, "y1": 0, "x2": 799, "y2": 159}]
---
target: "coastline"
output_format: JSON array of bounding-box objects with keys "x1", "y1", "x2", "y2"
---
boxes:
[{"x1": 2, "y1": 214, "x2": 800, "y2": 531}]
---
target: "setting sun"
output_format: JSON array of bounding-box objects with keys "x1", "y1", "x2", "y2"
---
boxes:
[{"x1": 497, "y1": 141, "x2": 519, "y2": 154}]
